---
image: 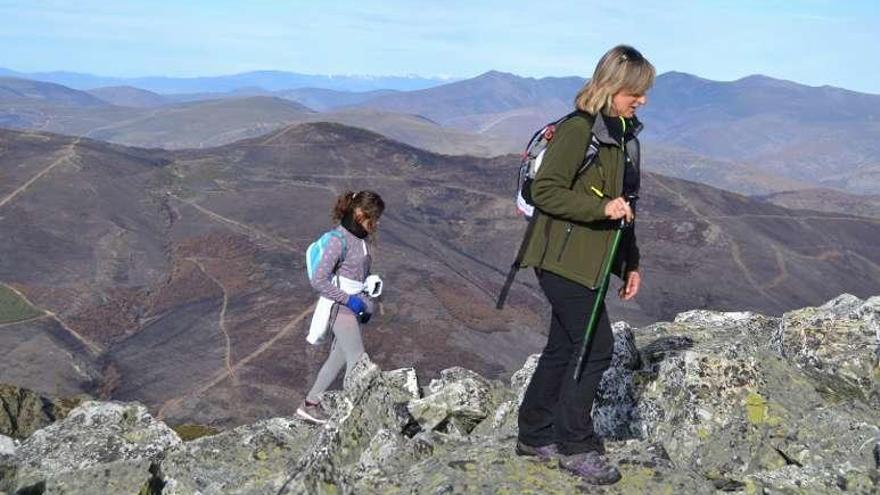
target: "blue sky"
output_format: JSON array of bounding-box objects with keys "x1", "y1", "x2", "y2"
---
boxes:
[{"x1": 1, "y1": 0, "x2": 878, "y2": 93}]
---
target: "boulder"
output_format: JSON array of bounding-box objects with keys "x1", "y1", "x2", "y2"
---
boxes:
[
  {"x1": 0, "y1": 436, "x2": 14, "y2": 460},
  {"x1": 776, "y1": 294, "x2": 880, "y2": 407},
  {"x1": 280, "y1": 353, "x2": 417, "y2": 493},
  {"x1": 603, "y1": 300, "x2": 880, "y2": 489},
  {"x1": 12, "y1": 401, "x2": 181, "y2": 489},
  {"x1": 384, "y1": 367, "x2": 420, "y2": 400},
  {"x1": 0, "y1": 383, "x2": 86, "y2": 440},
  {"x1": 162, "y1": 417, "x2": 315, "y2": 494},
  {"x1": 408, "y1": 367, "x2": 493, "y2": 435}
]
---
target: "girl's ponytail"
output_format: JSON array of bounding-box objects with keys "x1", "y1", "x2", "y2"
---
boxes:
[
  {"x1": 331, "y1": 190, "x2": 385, "y2": 238},
  {"x1": 332, "y1": 191, "x2": 356, "y2": 223}
]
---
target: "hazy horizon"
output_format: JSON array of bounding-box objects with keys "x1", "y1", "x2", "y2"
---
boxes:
[
  {"x1": 1, "y1": 1, "x2": 878, "y2": 93},
  {"x1": 4, "y1": 66, "x2": 880, "y2": 97}
]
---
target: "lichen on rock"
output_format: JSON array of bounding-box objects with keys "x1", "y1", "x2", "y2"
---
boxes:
[{"x1": 1, "y1": 294, "x2": 878, "y2": 494}]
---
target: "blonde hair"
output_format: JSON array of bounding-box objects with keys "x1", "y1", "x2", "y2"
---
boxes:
[{"x1": 575, "y1": 45, "x2": 656, "y2": 115}]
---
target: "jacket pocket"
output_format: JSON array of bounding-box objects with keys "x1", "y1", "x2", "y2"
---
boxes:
[{"x1": 556, "y1": 223, "x2": 574, "y2": 262}]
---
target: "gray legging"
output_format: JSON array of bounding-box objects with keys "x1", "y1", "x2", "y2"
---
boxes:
[{"x1": 306, "y1": 308, "x2": 364, "y2": 402}]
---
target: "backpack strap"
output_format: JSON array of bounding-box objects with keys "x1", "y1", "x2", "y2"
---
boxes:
[
  {"x1": 496, "y1": 212, "x2": 540, "y2": 309},
  {"x1": 328, "y1": 230, "x2": 347, "y2": 272},
  {"x1": 496, "y1": 113, "x2": 599, "y2": 310}
]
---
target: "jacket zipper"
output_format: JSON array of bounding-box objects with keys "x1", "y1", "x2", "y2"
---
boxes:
[
  {"x1": 556, "y1": 223, "x2": 574, "y2": 262},
  {"x1": 591, "y1": 117, "x2": 627, "y2": 285}
]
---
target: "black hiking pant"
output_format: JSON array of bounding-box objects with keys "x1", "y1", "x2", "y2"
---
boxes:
[{"x1": 517, "y1": 269, "x2": 614, "y2": 455}]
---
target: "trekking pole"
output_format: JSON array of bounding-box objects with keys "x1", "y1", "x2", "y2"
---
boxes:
[{"x1": 572, "y1": 191, "x2": 636, "y2": 382}]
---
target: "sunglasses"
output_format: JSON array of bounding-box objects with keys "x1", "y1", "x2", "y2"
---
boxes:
[{"x1": 619, "y1": 48, "x2": 645, "y2": 63}]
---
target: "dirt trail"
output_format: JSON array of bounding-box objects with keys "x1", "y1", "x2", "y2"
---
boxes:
[
  {"x1": 761, "y1": 244, "x2": 789, "y2": 290},
  {"x1": 0, "y1": 282, "x2": 102, "y2": 355},
  {"x1": 82, "y1": 108, "x2": 165, "y2": 138},
  {"x1": 187, "y1": 258, "x2": 236, "y2": 385},
  {"x1": 156, "y1": 304, "x2": 313, "y2": 421},
  {"x1": 709, "y1": 213, "x2": 880, "y2": 224},
  {"x1": 167, "y1": 193, "x2": 296, "y2": 252},
  {"x1": 156, "y1": 193, "x2": 319, "y2": 420},
  {"x1": 291, "y1": 173, "x2": 507, "y2": 201},
  {"x1": 0, "y1": 314, "x2": 49, "y2": 329},
  {"x1": 652, "y1": 176, "x2": 785, "y2": 307},
  {"x1": 846, "y1": 250, "x2": 880, "y2": 274},
  {"x1": 273, "y1": 178, "x2": 339, "y2": 196},
  {"x1": 0, "y1": 137, "x2": 81, "y2": 209},
  {"x1": 383, "y1": 213, "x2": 502, "y2": 302}
]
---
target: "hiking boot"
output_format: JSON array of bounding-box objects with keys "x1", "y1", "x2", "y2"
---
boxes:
[
  {"x1": 559, "y1": 451, "x2": 621, "y2": 485},
  {"x1": 515, "y1": 440, "x2": 561, "y2": 461},
  {"x1": 296, "y1": 400, "x2": 329, "y2": 425},
  {"x1": 582, "y1": 436, "x2": 606, "y2": 455}
]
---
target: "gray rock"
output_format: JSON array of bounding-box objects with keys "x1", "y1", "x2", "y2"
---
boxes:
[
  {"x1": 818, "y1": 293, "x2": 865, "y2": 317},
  {"x1": 474, "y1": 353, "x2": 539, "y2": 436},
  {"x1": 279, "y1": 354, "x2": 415, "y2": 493},
  {"x1": 12, "y1": 401, "x2": 181, "y2": 488},
  {"x1": 427, "y1": 367, "x2": 491, "y2": 395},
  {"x1": 0, "y1": 436, "x2": 14, "y2": 459},
  {"x1": 2, "y1": 294, "x2": 879, "y2": 494},
  {"x1": 355, "y1": 434, "x2": 714, "y2": 494},
  {"x1": 594, "y1": 322, "x2": 643, "y2": 438},
  {"x1": 609, "y1": 321, "x2": 641, "y2": 370},
  {"x1": 13, "y1": 460, "x2": 159, "y2": 495},
  {"x1": 162, "y1": 416, "x2": 315, "y2": 494},
  {"x1": 673, "y1": 309, "x2": 757, "y2": 326},
  {"x1": 408, "y1": 367, "x2": 492, "y2": 435},
  {"x1": 607, "y1": 301, "x2": 880, "y2": 488},
  {"x1": 777, "y1": 294, "x2": 880, "y2": 407},
  {"x1": 745, "y1": 464, "x2": 879, "y2": 494},
  {"x1": 510, "y1": 354, "x2": 540, "y2": 405},
  {"x1": 352, "y1": 427, "x2": 433, "y2": 484},
  {"x1": 384, "y1": 367, "x2": 420, "y2": 400},
  {"x1": 0, "y1": 435, "x2": 15, "y2": 495},
  {"x1": 0, "y1": 383, "x2": 86, "y2": 440}
]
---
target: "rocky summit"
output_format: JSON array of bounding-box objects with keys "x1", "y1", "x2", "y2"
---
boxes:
[{"x1": 1, "y1": 294, "x2": 878, "y2": 494}]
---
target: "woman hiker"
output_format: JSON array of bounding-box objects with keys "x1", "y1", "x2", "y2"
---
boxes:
[
  {"x1": 296, "y1": 190, "x2": 385, "y2": 424},
  {"x1": 514, "y1": 45, "x2": 655, "y2": 485}
]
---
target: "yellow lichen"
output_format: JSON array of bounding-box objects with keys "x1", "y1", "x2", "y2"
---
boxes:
[
  {"x1": 745, "y1": 392, "x2": 768, "y2": 424},
  {"x1": 697, "y1": 426, "x2": 711, "y2": 440},
  {"x1": 171, "y1": 423, "x2": 221, "y2": 441},
  {"x1": 743, "y1": 478, "x2": 759, "y2": 495},
  {"x1": 616, "y1": 466, "x2": 675, "y2": 495}
]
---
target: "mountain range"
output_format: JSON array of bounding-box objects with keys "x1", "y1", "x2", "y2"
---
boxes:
[
  {"x1": 0, "y1": 68, "x2": 452, "y2": 93},
  {"x1": 1, "y1": 123, "x2": 878, "y2": 427},
  {"x1": 2, "y1": 70, "x2": 879, "y2": 196}
]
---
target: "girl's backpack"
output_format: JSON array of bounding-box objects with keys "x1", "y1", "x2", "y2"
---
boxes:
[{"x1": 306, "y1": 230, "x2": 347, "y2": 281}]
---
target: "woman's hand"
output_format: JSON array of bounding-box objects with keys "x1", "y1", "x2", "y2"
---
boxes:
[
  {"x1": 604, "y1": 197, "x2": 634, "y2": 223},
  {"x1": 618, "y1": 270, "x2": 640, "y2": 300}
]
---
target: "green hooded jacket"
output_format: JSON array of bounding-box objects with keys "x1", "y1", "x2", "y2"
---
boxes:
[{"x1": 519, "y1": 111, "x2": 641, "y2": 289}]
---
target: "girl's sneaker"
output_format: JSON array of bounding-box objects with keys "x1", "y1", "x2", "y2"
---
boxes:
[{"x1": 296, "y1": 400, "x2": 329, "y2": 424}]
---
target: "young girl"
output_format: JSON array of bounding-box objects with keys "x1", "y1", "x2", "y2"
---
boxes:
[{"x1": 297, "y1": 190, "x2": 385, "y2": 424}]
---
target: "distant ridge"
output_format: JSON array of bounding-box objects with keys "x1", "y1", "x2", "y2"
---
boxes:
[
  {"x1": 349, "y1": 70, "x2": 584, "y2": 124},
  {"x1": 87, "y1": 86, "x2": 169, "y2": 108},
  {"x1": 0, "y1": 77, "x2": 108, "y2": 107},
  {"x1": 0, "y1": 67, "x2": 456, "y2": 93},
  {"x1": 2, "y1": 69, "x2": 880, "y2": 194}
]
